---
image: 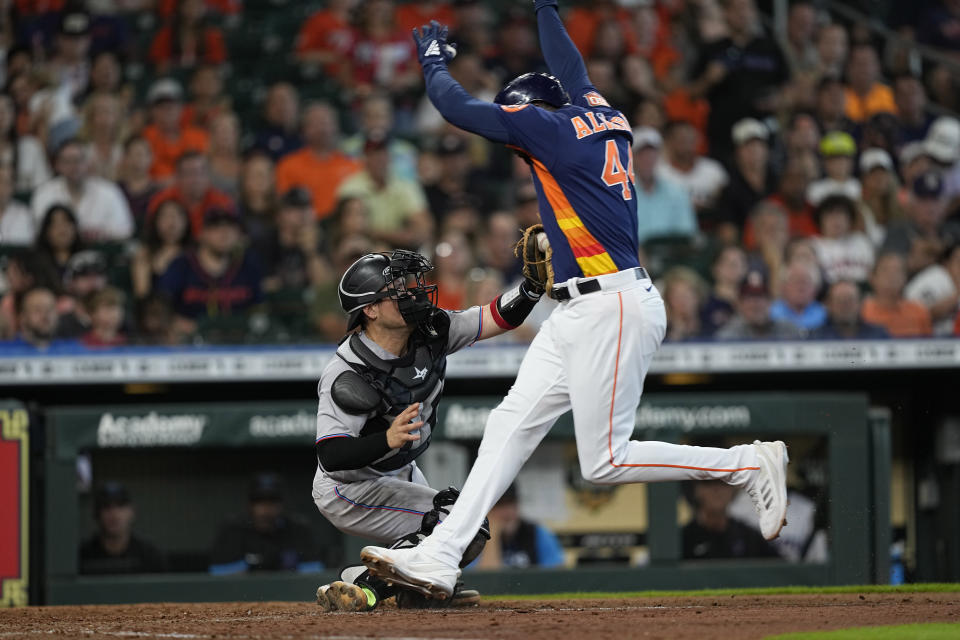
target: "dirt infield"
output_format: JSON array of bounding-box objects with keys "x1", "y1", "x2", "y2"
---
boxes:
[{"x1": 1, "y1": 593, "x2": 958, "y2": 640}]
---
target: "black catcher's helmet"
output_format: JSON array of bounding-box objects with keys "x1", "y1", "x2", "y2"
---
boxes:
[
  {"x1": 494, "y1": 72, "x2": 570, "y2": 109},
  {"x1": 339, "y1": 250, "x2": 439, "y2": 332}
]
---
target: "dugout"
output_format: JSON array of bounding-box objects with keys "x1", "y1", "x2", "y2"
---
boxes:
[{"x1": 33, "y1": 392, "x2": 889, "y2": 604}]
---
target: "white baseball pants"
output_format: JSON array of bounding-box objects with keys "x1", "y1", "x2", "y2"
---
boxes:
[{"x1": 420, "y1": 269, "x2": 760, "y2": 567}]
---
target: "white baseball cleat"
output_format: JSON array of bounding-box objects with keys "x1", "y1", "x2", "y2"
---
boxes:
[
  {"x1": 360, "y1": 546, "x2": 460, "y2": 599},
  {"x1": 744, "y1": 440, "x2": 789, "y2": 541}
]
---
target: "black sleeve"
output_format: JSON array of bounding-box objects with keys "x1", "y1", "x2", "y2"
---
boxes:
[{"x1": 316, "y1": 431, "x2": 392, "y2": 472}]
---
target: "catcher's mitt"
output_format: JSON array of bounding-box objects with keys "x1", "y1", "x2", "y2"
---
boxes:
[{"x1": 514, "y1": 223, "x2": 554, "y2": 298}]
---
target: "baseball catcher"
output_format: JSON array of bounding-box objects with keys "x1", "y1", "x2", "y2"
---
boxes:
[{"x1": 312, "y1": 249, "x2": 544, "y2": 611}]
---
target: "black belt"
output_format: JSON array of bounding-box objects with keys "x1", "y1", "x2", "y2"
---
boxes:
[{"x1": 552, "y1": 267, "x2": 649, "y2": 301}]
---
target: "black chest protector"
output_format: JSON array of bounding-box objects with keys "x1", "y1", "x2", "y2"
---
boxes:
[{"x1": 337, "y1": 313, "x2": 450, "y2": 472}]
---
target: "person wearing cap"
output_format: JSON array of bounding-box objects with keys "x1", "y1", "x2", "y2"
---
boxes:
[
  {"x1": 716, "y1": 269, "x2": 803, "y2": 340},
  {"x1": 254, "y1": 187, "x2": 324, "y2": 295},
  {"x1": 338, "y1": 131, "x2": 432, "y2": 249},
  {"x1": 142, "y1": 79, "x2": 211, "y2": 181},
  {"x1": 862, "y1": 251, "x2": 933, "y2": 337},
  {"x1": 49, "y1": 10, "x2": 92, "y2": 100},
  {"x1": 883, "y1": 171, "x2": 959, "y2": 276},
  {"x1": 147, "y1": 151, "x2": 235, "y2": 237},
  {"x1": 79, "y1": 482, "x2": 167, "y2": 575},
  {"x1": 658, "y1": 120, "x2": 729, "y2": 214},
  {"x1": 631, "y1": 126, "x2": 697, "y2": 245},
  {"x1": 905, "y1": 240, "x2": 960, "y2": 335},
  {"x1": 812, "y1": 194, "x2": 875, "y2": 285},
  {"x1": 689, "y1": 0, "x2": 789, "y2": 163},
  {"x1": 860, "y1": 147, "x2": 904, "y2": 228},
  {"x1": 422, "y1": 133, "x2": 492, "y2": 224},
  {"x1": 922, "y1": 116, "x2": 960, "y2": 201},
  {"x1": 276, "y1": 102, "x2": 362, "y2": 219},
  {"x1": 806, "y1": 131, "x2": 861, "y2": 207},
  {"x1": 209, "y1": 473, "x2": 329, "y2": 575},
  {"x1": 843, "y1": 44, "x2": 897, "y2": 124},
  {"x1": 810, "y1": 280, "x2": 889, "y2": 340},
  {"x1": 30, "y1": 138, "x2": 134, "y2": 242},
  {"x1": 55, "y1": 250, "x2": 109, "y2": 339},
  {"x1": 156, "y1": 207, "x2": 262, "y2": 334},
  {"x1": 713, "y1": 118, "x2": 776, "y2": 243}
]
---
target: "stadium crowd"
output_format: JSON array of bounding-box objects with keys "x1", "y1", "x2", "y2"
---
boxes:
[{"x1": 1, "y1": 0, "x2": 960, "y2": 350}]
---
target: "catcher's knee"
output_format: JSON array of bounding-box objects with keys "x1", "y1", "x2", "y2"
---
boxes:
[{"x1": 389, "y1": 486, "x2": 490, "y2": 567}]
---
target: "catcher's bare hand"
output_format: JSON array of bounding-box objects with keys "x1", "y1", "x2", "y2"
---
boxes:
[{"x1": 386, "y1": 403, "x2": 423, "y2": 448}]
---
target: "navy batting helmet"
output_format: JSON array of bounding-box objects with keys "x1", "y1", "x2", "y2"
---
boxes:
[{"x1": 494, "y1": 72, "x2": 570, "y2": 109}]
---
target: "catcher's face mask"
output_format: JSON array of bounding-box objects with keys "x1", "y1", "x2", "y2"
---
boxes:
[{"x1": 382, "y1": 250, "x2": 439, "y2": 330}]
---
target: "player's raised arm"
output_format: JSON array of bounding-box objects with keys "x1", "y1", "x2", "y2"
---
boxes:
[
  {"x1": 413, "y1": 21, "x2": 510, "y2": 143},
  {"x1": 533, "y1": 0, "x2": 591, "y2": 101}
]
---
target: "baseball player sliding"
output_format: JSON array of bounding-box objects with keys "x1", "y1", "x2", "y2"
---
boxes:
[
  {"x1": 312, "y1": 249, "x2": 546, "y2": 610},
  {"x1": 360, "y1": 0, "x2": 789, "y2": 599}
]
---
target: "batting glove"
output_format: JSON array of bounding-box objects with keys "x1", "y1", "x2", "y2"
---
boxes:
[{"x1": 412, "y1": 20, "x2": 457, "y2": 67}]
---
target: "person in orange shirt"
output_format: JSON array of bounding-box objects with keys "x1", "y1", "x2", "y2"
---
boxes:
[
  {"x1": 295, "y1": 0, "x2": 357, "y2": 80},
  {"x1": 147, "y1": 151, "x2": 235, "y2": 237},
  {"x1": 395, "y1": 1, "x2": 457, "y2": 34},
  {"x1": 141, "y1": 79, "x2": 209, "y2": 182},
  {"x1": 861, "y1": 252, "x2": 933, "y2": 337},
  {"x1": 149, "y1": 0, "x2": 228, "y2": 73},
  {"x1": 275, "y1": 102, "x2": 361, "y2": 220},
  {"x1": 844, "y1": 44, "x2": 897, "y2": 123}
]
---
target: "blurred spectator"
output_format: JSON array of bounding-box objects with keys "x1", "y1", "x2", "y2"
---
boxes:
[
  {"x1": 474, "y1": 484, "x2": 564, "y2": 569},
  {"x1": 905, "y1": 242, "x2": 960, "y2": 335},
  {"x1": 714, "y1": 118, "x2": 775, "y2": 243},
  {"x1": 812, "y1": 195, "x2": 875, "y2": 285},
  {"x1": 338, "y1": 132, "x2": 432, "y2": 249},
  {"x1": 745, "y1": 154, "x2": 818, "y2": 249},
  {"x1": 811, "y1": 280, "x2": 889, "y2": 340},
  {"x1": 79, "y1": 482, "x2": 166, "y2": 575},
  {"x1": 142, "y1": 79, "x2": 210, "y2": 181},
  {"x1": 861, "y1": 113, "x2": 901, "y2": 161},
  {"x1": 843, "y1": 44, "x2": 897, "y2": 124},
  {"x1": 860, "y1": 148, "x2": 904, "y2": 229},
  {"x1": 0, "y1": 165, "x2": 34, "y2": 245},
  {"x1": 924, "y1": 64, "x2": 959, "y2": 114},
  {"x1": 209, "y1": 473, "x2": 326, "y2": 574},
  {"x1": 716, "y1": 270, "x2": 803, "y2": 340},
  {"x1": 34, "y1": 203, "x2": 83, "y2": 281},
  {"x1": 862, "y1": 252, "x2": 933, "y2": 337},
  {"x1": 701, "y1": 245, "x2": 748, "y2": 336},
  {"x1": 0, "y1": 92, "x2": 52, "y2": 193},
  {"x1": 49, "y1": 10, "x2": 92, "y2": 101},
  {"x1": 156, "y1": 208, "x2": 262, "y2": 331},
  {"x1": 894, "y1": 75, "x2": 934, "y2": 144},
  {"x1": 807, "y1": 131, "x2": 860, "y2": 205},
  {"x1": 814, "y1": 76, "x2": 857, "y2": 139},
  {"x1": 237, "y1": 151, "x2": 278, "y2": 249},
  {"x1": 346, "y1": 0, "x2": 420, "y2": 98},
  {"x1": 148, "y1": 151, "x2": 235, "y2": 237},
  {"x1": 770, "y1": 261, "x2": 826, "y2": 332},
  {"x1": 207, "y1": 112, "x2": 241, "y2": 197},
  {"x1": 86, "y1": 51, "x2": 128, "y2": 106},
  {"x1": 486, "y1": 11, "x2": 545, "y2": 84},
  {"x1": 0, "y1": 251, "x2": 61, "y2": 339},
  {"x1": 311, "y1": 235, "x2": 375, "y2": 340},
  {"x1": 56, "y1": 251, "x2": 108, "y2": 339},
  {"x1": 254, "y1": 187, "x2": 325, "y2": 294},
  {"x1": 342, "y1": 93, "x2": 419, "y2": 182},
  {"x1": 689, "y1": 0, "x2": 788, "y2": 162},
  {"x1": 898, "y1": 142, "x2": 932, "y2": 206},
  {"x1": 275, "y1": 102, "x2": 361, "y2": 219},
  {"x1": 917, "y1": 0, "x2": 960, "y2": 52},
  {"x1": 396, "y1": 1, "x2": 457, "y2": 34},
  {"x1": 633, "y1": 127, "x2": 697, "y2": 245},
  {"x1": 324, "y1": 196, "x2": 371, "y2": 251},
  {"x1": 884, "y1": 172, "x2": 953, "y2": 276},
  {"x1": 815, "y1": 23, "x2": 848, "y2": 80},
  {"x1": 662, "y1": 266, "x2": 707, "y2": 342},
  {"x1": 131, "y1": 199, "x2": 190, "y2": 300},
  {"x1": 477, "y1": 211, "x2": 522, "y2": 283},
  {"x1": 182, "y1": 65, "x2": 230, "y2": 130},
  {"x1": 682, "y1": 481, "x2": 778, "y2": 560},
  {"x1": 80, "y1": 92, "x2": 124, "y2": 180},
  {"x1": 430, "y1": 231, "x2": 473, "y2": 310},
  {"x1": 922, "y1": 117, "x2": 960, "y2": 202},
  {"x1": 5, "y1": 286, "x2": 74, "y2": 350},
  {"x1": 295, "y1": 0, "x2": 357, "y2": 80},
  {"x1": 250, "y1": 83, "x2": 302, "y2": 162},
  {"x1": 30, "y1": 139, "x2": 133, "y2": 242},
  {"x1": 424, "y1": 133, "x2": 492, "y2": 224},
  {"x1": 149, "y1": 0, "x2": 227, "y2": 72},
  {"x1": 118, "y1": 136, "x2": 160, "y2": 230},
  {"x1": 781, "y1": 0, "x2": 818, "y2": 75},
  {"x1": 156, "y1": 0, "x2": 242, "y2": 18},
  {"x1": 782, "y1": 112, "x2": 821, "y2": 159},
  {"x1": 133, "y1": 293, "x2": 179, "y2": 346},
  {"x1": 658, "y1": 120, "x2": 728, "y2": 215},
  {"x1": 747, "y1": 201, "x2": 790, "y2": 290},
  {"x1": 81, "y1": 286, "x2": 127, "y2": 348}
]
